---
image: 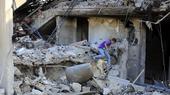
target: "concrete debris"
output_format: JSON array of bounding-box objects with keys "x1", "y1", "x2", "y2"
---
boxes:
[
  {"x1": 103, "y1": 87, "x2": 111, "y2": 95},
  {"x1": 30, "y1": 89, "x2": 44, "y2": 95},
  {"x1": 13, "y1": 81, "x2": 22, "y2": 95},
  {"x1": 41, "y1": 0, "x2": 165, "y2": 14},
  {"x1": 13, "y1": 36, "x2": 169, "y2": 95},
  {"x1": 152, "y1": 91, "x2": 164, "y2": 95},
  {"x1": 70, "y1": 40, "x2": 89, "y2": 46},
  {"x1": 14, "y1": 65, "x2": 168, "y2": 95},
  {"x1": 59, "y1": 84, "x2": 70, "y2": 92},
  {"x1": 70, "y1": 83, "x2": 81, "y2": 92},
  {"x1": 14, "y1": 37, "x2": 94, "y2": 66},
  {"x1": 52, "y1": 0, "x2": 149, "y2": 9},
  {"x1": 65, "y1": 63, "x2": 93, "y2": 83},
  {"x1": 82, "y1": 86, "x2": 90, "y2": 92},
  {"x1": 160, "y1": 0, "x2": 170, "y2": 11},
  {"x1": 14, "y1": 66, "x2": 23, "y2": 76}
]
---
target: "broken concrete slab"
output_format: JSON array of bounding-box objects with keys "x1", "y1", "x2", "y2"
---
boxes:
[
  {"x1": 59, "y1": 84, "x2": 71, "y2": 93},
  {"x1": 82, "y1": 86, "x2": 90, "y2": 92},
  {"x1": 91, "y1": 59, "x2": 112, "y2": 79},
  {"x1": 103, "y1": 87, "x2": 111, "y2": 95},
  {"x1": 65, "y1": 63, "x2": 93, "y2": 83},
  {"x1": 14, "y1": 81, "x2": 23, "y2": 95},
  {"x1": 92, "y1": 78, "x2": 107, "y2": 90},
  {"x1": 30, "y1": 89, "x2": 44, "y2": 95},
  {"x1": 152, "y1": 91, "x2": 165, "y2": 95},
  {"x1": 70, "y1": 83, "x2": 81, "y2": 92},
  {"x1": 14, "y1": 42, "x2": 94, "y2": 66},
  {"x1": 108, "y1": 76, "x2": 145, "y2": 91},
  {"x1": 14, "y1": 66, "x2": 23, "y2": 76}
]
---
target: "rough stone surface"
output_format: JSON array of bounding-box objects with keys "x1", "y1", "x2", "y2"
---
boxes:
[
  {"x1": 152, "y1": 91, "x2": 164, "y2": 95},
  {"x1": 14, "y1": 37, "x2": 94, "y2": 66},
  {"x1": 14, "y1": 66, "x2": 23, "y2": 76},
  {"x1": 70, "y1": 83, "x2": 82, "y2": 92},
  {"x1": 82, "y1": 86, "x2": 90, "y2": 92}
]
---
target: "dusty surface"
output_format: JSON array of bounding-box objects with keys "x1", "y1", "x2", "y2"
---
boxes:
[
  {"x1": 12, "y1": 0, "x2": 170, "y2": 94},
  {"x1": 13, "y1": 36, "x2": 94, "y2": 66},
  {"x1": 13, "y1": 36, "x2": 169, "y2": 95}
]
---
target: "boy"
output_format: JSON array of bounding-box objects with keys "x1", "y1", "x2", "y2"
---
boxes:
[{"x1": 94, "y1": 38, "x2": 117, "y2": 70}]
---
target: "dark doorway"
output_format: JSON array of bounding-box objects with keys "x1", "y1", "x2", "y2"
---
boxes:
[
  {"x1": 145, "y1": 18, "x2": 170, "y2": 85},
  {"x1": 76, "y1": 17, "x2": 89, "y2": 41}
]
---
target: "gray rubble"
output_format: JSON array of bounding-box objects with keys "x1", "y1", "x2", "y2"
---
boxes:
[
  {"x1": 13, "y1": 36, "x2": 169, "y2": 95},
  {"x1": 14, "y1": 37, "x2": 94, "y2": 66},
  {"x1": 52, "y1": 0, "x2": 150, "y2": 9},
  {"x1": 14, "y1": 63, "x2": 168, "y2": 95}
]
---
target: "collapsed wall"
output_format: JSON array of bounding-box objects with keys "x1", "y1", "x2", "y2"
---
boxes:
[
  {"x1": 13, "y1": 36, "x2": 169, "y2": 95},
  {"x1": 12, "y1": 0, "x2": 170, "y2": 95},
  {"x1": 13, "y1": 16, "x2": 148, "y2": 94},
  {"x1": 13, "y1": 34, "x2": 135, "y2": 95}
]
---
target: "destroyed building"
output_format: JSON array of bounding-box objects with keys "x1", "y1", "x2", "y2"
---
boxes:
[{"x1": 0, "y1": 0, "x2": 170, "y2": 95}]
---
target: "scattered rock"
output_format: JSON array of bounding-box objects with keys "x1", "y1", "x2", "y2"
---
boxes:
[
  {"x1": 14, "y1": 66, "x2": 23, "y2": 76},
  {"x1": 82, "y1": 86, "x2": 90, "y2": 92},
  {"x1": 103, "y1": 87, "x2": 111, "y2": 95},
  {"x1": 108, "y1": 69, "x2": 119, "y2": 77},
  {"x1": 13, "y1": 33, "x2": 168, "y2": 95},
  {"x1": 152, "y1": 91, "x2": 164, "y2": 95},
  {"x1": 20, "y1": 84, "x2": 32, "y2": 94},
  {"x1": 14, "y1": 81, "x2": 23, "y2": 94},
  {"x1": 70, "y1": 83, "x2": 82, "y2": 92},
  {"x1": 59, "y1": 84, "x2": 70, "y2": 92},
  {"x1": 14, "y1": 40, "x2": 94, "y2": 66},
  {"x1": 31, "y1": 89, "x2": 44, "y2": 95}
]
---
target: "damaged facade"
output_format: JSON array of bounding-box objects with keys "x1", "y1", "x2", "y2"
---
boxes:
[{"x1": 0, "y1": 0, "x2": 170, "y2": 95}]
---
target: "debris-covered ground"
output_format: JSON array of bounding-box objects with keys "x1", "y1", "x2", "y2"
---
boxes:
[
  {"x1": 14, "y1": 36, "x2": 94, "y2": 66},
  {"x1": 13, "y1": 36, "x2": 169, "y2": 95},
  {"x1": 12, "y1": 0, "x2": 170, "y2": 95}
]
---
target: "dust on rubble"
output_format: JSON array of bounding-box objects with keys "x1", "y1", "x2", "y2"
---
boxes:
[{"x1": 13, "y1": 36, "x2": 168, "y2": 95}]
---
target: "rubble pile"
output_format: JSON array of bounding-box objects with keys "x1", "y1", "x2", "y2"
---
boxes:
[
  {"x1": 51, "y1": 0, "x2": 159, "y2": 10},
  {"x1": 14, "y1": 64, "x2": 169, "y2": 95},
  {"x1": 54, "y1": 0, "x2": 125, "y2": 9},
  {"x1": 14, "y1": 36, "x2": 94, "y2": 66},
  {"x1": 13, "y1": 36, "x2": 169, "y2": 95}
]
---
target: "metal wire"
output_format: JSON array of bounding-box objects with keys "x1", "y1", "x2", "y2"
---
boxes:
[
  {"x1": 48, "y1": 0, "x2": 78, "y2": 43},
  {"x1": 47, "y1": 0, "x2": 79, "y2": 43}
]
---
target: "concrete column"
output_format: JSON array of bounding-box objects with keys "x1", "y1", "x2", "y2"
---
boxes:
[
  {"x1": 56, "y1": 16, "x2": 77, "y2": 45},
  {"x1": 0, "y1": 0, "x2": 14, "y2": 95}
]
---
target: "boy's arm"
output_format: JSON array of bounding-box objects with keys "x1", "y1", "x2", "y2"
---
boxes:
[{"x1": 104, "y1": 43, "x2": 109, "y2": 51}]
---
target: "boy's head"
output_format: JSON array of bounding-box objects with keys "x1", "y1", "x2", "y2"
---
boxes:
[{"x1": 111, "y1": 38, "x2": 117, "y2": 44}]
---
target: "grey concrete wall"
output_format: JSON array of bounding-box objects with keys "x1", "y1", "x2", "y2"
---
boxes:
[
  {"x1": 88, "y1": 17, "x2": 127, "y2": 48},
  {"x1": 56, "y1": 17, "x2": 77, "y2": 45},
  {"x1": 88, "y1": 17, "x2": 146, "y2": 82},
  {"x1": 55, "y1": 16, "x2": 146, "y2": 82},
  {"x1": 0, "y1": 0, "x2": 14, "y2": 95},
  {"x1": 126, "y1": 19, "x2": 146, "y2": 82}
]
